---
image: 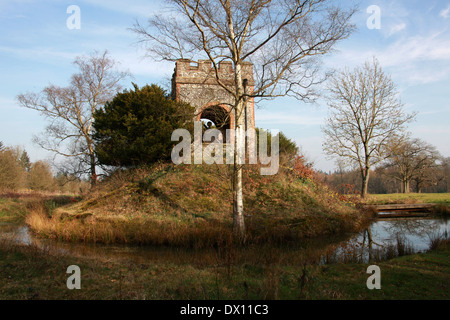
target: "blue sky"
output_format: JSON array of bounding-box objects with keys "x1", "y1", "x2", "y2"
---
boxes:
[{"x1": 1, "y1": 0, "x2": 449, "y2": 172}]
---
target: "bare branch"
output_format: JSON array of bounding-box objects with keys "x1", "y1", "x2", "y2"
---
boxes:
[
  {"x1": 322, "y1": 58, "x2": 416, "y2": 197},
  {"x1": 17, "y1": 51, "x2": 130, "y2": 185}
]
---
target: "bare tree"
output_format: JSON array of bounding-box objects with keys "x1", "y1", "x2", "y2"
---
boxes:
[
  {"x1": 28, "y1": 160, "x2": 56, "y2": 192},
  {"x1": 384, "y1": 138, "x2": 441, "y2": 193},
  {"x1": 132, "y1": 0, "x2": 356, "y2": 240},
  {"x1": 322, "y1": 58, "x2": 416, "y2": 198},
  {"x1": 0, "y1": 146, "x2": 27, "y2": 191},
  {"x1": 17, "y1": 51, "x2": 129, "y2": 186}
]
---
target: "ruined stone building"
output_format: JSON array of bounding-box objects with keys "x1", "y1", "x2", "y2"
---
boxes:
[{"x1": 171, "y1": 59, "x2": 255, "y2": 140}]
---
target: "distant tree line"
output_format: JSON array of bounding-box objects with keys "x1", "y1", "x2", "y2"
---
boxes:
[
  {"x1": 0, "y1": 142, "x2": 89, "y2": 194},
  {"x1": 322, "y1": 148, "x2": 449, "y2": 194}
]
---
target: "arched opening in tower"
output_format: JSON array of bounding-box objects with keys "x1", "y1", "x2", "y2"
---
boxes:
[{"x1": 198, "y1": 104, "x2": 232, "y2": 141}]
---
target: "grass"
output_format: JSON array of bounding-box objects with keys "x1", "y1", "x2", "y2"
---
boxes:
[
  {"x1": 303, "y1": 241, "x2": 450, "y2": 300},
  {"x1": 1, "y1": 174, "x2": 448, "y2": 300},
  {"x1": 0, "y1": 238, "x2": 448, "y2": 300},
  {"x1": 0, "y1": 193, "x2": 77, "y2": 224},
  {"x1": 23, "y1": 163, "x2": 372, "y2": 247},
  {"x1": 364, "y1": 193, "x2": 450, "y2": 206},
  {"x1": 362, "y1": 193, "x2": 450, "y2": 216},
  {"x1": 0, "y1": 198, "x2": 28, "y2": 223}
]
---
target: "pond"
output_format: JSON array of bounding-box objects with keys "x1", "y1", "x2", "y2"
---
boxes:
[
  {"x1": 321, "y1": 216, "x2": 449, "y2": 264},
  {"x1": 0, "y1": 215, "x2": 448, "y2": 266}
]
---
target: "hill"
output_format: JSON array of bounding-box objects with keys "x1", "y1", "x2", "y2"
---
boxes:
[{"x1": 26, "y1": 163, "x2": 373, "y2": 247}]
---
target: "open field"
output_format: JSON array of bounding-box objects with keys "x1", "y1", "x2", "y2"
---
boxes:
[{"x1": 363, "y1": 193, "x2": 450, "y2": 206}]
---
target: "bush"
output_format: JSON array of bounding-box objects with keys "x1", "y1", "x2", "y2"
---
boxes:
[{"x1": 93, "y1": 83, "x2": 195, "y2": 167}]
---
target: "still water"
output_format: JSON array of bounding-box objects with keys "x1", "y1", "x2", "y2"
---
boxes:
[
  {"x1": 0, "y1": 216, "x2": 448, "y2": 265},
  {"x1": 321, "y1": 216, "x2": 449, "y2": 264}
]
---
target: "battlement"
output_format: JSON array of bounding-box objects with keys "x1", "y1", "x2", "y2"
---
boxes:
[{"x1": 172, "y1": 59, "x2": 254, "y2": 87}]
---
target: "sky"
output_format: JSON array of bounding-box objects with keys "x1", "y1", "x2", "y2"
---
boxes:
[{"x1": 0, "y1": 0, "x2": 449, "y2": 173}]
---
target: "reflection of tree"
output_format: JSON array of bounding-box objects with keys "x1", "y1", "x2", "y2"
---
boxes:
[
  {"x1": 319, "y1": 218, "x2": 448, "y2": 264},
  {"x1": 380, "y1": 218, "x2": 441, "y2": 238}
]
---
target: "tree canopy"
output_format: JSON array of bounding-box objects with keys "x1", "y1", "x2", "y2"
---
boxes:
[
  {"x1": 0, "y1": 147, "x2": 26, "y2": 191},
  {"x1": 93, "y1": 84, "x2": 195, "y2": 167}
]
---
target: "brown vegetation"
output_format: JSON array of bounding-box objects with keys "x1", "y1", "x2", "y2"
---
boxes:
[
  {"x1": 25, "y1": 163, "x2": 372, "y2": 247},
  {"x1": 0, "y1": 142, "x2": 89, "y2": 194}
]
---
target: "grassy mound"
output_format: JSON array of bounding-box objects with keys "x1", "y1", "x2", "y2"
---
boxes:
[{"x1": 26, "y1": 163, "x2": 372, "y2": 247}]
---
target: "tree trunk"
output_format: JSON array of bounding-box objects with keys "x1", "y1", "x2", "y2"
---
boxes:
[
  {"x1": 88, "y1": 144, "x2": 97, "y2": 187},
  {"x1": 233, "y1": 122, "x2": 245, "y2": 240},
  {"x1": 233, "y1": 160, "x2": 245, "y2": 239},
  {"x1": 366, "y1": 227, "x2": 374, "y2": 262},
  {"x1": 402, "y1": 179, "x2": 410, "y2": 194},
  {"x1": 361, "y1": 168, "x2": 370, "y2": 198},
  {"x1": 361, "y1": 147, "x2": 370, "y2": 198},
  {"x1": 232, "y1": 63, "x2": 246, "y2": 241},
  {"x1": 415, "y1": 179, "x2": 422, "y2": 193}
]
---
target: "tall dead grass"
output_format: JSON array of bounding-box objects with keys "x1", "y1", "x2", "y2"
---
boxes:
[
  {"x1": 26, "y1": 201, "x2": 234, "y2": 247},
  {"x1": 24, "y1": 163, "x2": 371, "y2": 248}
]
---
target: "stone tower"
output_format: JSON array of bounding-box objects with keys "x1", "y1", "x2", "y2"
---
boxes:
[{"x1": 171, "y1": 59, "x2": 255, "y2": 138}]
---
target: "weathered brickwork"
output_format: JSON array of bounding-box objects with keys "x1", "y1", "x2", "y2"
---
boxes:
[{"x1": 171, "y1": 59, "x2": 255, "y2": 132}]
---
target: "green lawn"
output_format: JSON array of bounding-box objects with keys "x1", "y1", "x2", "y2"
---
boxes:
[
  {"x1": 304, "y1": 244, "x2": 450, "y2": 300},
  {"x1": 364, "y1": 193, "x2": 450, "y2": 206}
]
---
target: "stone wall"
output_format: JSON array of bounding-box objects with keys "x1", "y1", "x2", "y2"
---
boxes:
[{"x1": 172, "y1": 59, "x2": 255, "y2": 131}]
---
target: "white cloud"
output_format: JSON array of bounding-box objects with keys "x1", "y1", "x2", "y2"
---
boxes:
[
  {"x1": 380, "y1": 33, "x2": 450, "y2": 66},
  {"x1": 0, "y1": 96, "x2": 18, "y2": 110},
  {"x1": 414, "y1": 125, "x2": 450, "y2": 135},
  {"x1": 404, "y1": 66, "x2": 450, "y2": 85},
  {"x1": 109, "y1": 48, "x2": 174, "y2": 79},
  {"x1": 440, "y1": 6, "x2": 450, "y2": 19},
  {"x1": 0, "y1": 46, "x2": 78, "y2": 64},
  {"x1": 389, "y1": 23, "x2": 407, "y2": 36},
  {"x1": 294, "y1": 136, "x2": 330, "y2": 169},
  {"x1": 78, "y1": 24, "x2": 132, "y2": 38},
  {"x1": 329, "y1": 30, "x2": 450, "y2": 85}
]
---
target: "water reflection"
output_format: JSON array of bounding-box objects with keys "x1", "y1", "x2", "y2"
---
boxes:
[
  {"x1": 0, "y1": 223, "x2": 32, "y2": 245},
  {"x1": 0, "y1": 217, "x2": 448, "y2": 266},
  {"x1": 322, "y1": 217, "x2": 449, "y2": 264}
]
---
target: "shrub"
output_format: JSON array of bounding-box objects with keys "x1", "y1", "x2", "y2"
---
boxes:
[{"x1": 93, "y1": 84, "x2": 195, "y2": 167}]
